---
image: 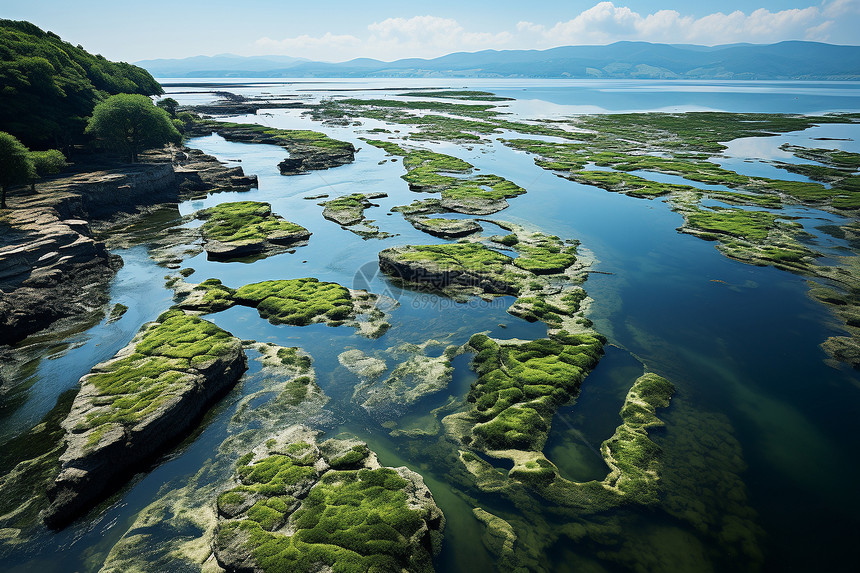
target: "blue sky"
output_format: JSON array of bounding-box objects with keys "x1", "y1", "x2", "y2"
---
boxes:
[{"x1": 3, "y1": 0, "x2": 859, "y2": 62}]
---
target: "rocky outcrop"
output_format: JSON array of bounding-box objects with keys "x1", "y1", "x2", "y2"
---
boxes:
[
  {"x1": 172, "y1": 148, "x2": 258, "y2": 193},
  {"x1": 35, "y1": 163, "x2": 178, "y2": 219},
  {"x1": 196, "y1": 201, "x2": 310, "y2": 260},
  {"x1": 188, "y1": 121, "x2": 356, "y2": 174},
  {"x1": 0, "y1": 193, "x2": 120, "y2": 348},
  {"x1": 0, "y1": 148, "x2": 257, "y2": 356},
  {"x1": 213, "y1": 425, "x2": 445, "y2": 573},
  {"x1": 378, "y1": 244, "x2": 519, "y2": 295},
  {"x1": 42, "y1": 310, "x2": 247, "y2": 529},
  {"x1": 408, "y1": 216, "x2": 483, "y2": 238}
]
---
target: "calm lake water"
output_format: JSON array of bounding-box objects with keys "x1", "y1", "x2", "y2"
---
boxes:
[{"x1": 2, "y1": 79, "x2": 859, "y2": 572}]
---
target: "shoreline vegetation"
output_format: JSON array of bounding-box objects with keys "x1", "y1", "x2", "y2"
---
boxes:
[{"x1": 1, "y1": 18, "x2": 858, "y2": 573}]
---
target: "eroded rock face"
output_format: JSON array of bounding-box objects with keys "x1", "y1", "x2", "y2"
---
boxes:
[
  {"x1": 173, "y1": 148, "x2": 258, "y2": 192},
  {"x1": 42, "y1": 310, "x2": 247, "y2": 529},
  {"x1": 213, "y1": 425, "x2": 445, "y2": 573},
  {"x1": 0, "y1": 148, "x2": 257, "y2": 355},
  {"x1": 0, "y1": 193, "x2": 120, "y2": 348}
]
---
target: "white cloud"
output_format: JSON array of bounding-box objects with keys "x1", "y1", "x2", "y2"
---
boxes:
[
  {"x1": 253, "y1": 33, "x2": 362, "y2": 60},
  {"x1": 518, "y1": 3, "x2": 824, "y2": 46},
  {"x1": 822, "y1": 0, "x2": 860, "y2": 18},
  {"x1": 251, "y1": 3, "x2": 857, "y2": 61}
]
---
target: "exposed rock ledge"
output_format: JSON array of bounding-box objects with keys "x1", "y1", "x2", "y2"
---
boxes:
[
  {"x1": 42, "y1": 310, "x2": 247, "y2": 529},
  {"x1": 213, "y1": 425, "x2": 445, "y2": 573},
  {"x1": 0, "y1": 147, "x2": 256, "y2": 355},
  {"x1": 188, "y1": 121, "x2": 356, "y2": 174}
]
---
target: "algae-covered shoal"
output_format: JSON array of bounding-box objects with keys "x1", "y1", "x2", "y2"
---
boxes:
[
  {"x1": 364, "y1": 139, "x2": 526, "y2": 215},
  {"x1": 197, "y1": 201, "x2": 310, "y2": 260},
  {"x1": 462, "y1": 332, "x2": 605, "y2": 452},
  {"x1": 43, "y1": 309, "x2": 247, "y2": 528},
  {"x1": 448, "y1": 349, "x2": 675, "y2": 513},
  {"x1": 318, "y1": 192, "x2": 394, "y2": 239},
  {"x1": 192, "y1": 120, "x2": 355, "y2": 173},
  {"x1": 174, "y1": 277, "x2": 393, "y2": 338},
  {"x1": 397, "y1": 90, "x2": 514, "y2": 101},
  {"x1": 213, "y1": 425, "x2": 445, "y2": 573}
]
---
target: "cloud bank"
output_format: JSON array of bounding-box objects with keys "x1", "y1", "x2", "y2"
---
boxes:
[{"x1": 253, "y1": 1, "x2": 860, "y2": 61}]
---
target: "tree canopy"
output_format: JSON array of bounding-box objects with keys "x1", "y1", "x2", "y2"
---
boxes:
[
  {"x1": 0, "y1": 19, "x2": 162, "y2": 150},
  {"x1": 156, "y1": 97, "x2": 179, "y2": 117},
  {"x1": 85, "y1": 94, "x2": 181, "y2": 162},
  {"x1": 0, "y1": 131, "x2": 35, "y2": 208}
]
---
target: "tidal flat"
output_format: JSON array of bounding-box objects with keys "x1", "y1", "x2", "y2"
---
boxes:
[{"x1": 1, "y1": 79, "x2": 859, "y2": 573}]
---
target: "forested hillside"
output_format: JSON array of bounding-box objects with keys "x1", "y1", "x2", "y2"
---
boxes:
[{"x1": 0, "y1": 19, "x2": 162, "y2": 150}]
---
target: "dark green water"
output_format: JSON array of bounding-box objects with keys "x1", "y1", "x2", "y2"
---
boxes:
[{"x1": 1, "y1": 81, "x2": 859, "y2": 572}]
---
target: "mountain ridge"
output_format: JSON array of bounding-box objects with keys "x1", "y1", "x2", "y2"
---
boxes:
[{"x1": 137, "y1": 41, "x2": 860, "y2": 80}]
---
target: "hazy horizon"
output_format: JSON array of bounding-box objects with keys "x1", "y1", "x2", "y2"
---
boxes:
[{"x1": 2, "y1": 0, "x2": 859, "y2": 63}]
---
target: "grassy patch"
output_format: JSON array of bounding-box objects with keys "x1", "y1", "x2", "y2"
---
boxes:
[{"x1": 684, "y1": 208, "x2": 779, "y2": 241}]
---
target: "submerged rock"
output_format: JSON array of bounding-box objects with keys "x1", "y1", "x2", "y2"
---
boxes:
[
  {"x1": 213, "y1": 425, "x2": 445, "y2": 573},
  {"x1": 42, "y1": 310, "x2": 247, "y2": 528},
  {"x1": 342, "y1": 343, "x2": 460, "y2": 420}
]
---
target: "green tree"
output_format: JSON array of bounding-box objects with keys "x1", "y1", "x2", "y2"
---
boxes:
[
  {"x1": 85, "y1": 94, "x2": 181, "y2": 162},
  {"x1": 28, "y1": 149, "x2": 67, "y2": 191},
  {"x1": 0, "y1": 131, "x2": 35, "y2": 209},
  {"x1": 156, "y1": 97, "x2": 179, "y2": 117},
  {"x1": 0, "y1": 19, "x2": 162, "y2": 150}
]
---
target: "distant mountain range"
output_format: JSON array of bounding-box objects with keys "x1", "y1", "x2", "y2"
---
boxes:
[{"x1": 137, "y1": 41, "x2": 860, "y2": 80}]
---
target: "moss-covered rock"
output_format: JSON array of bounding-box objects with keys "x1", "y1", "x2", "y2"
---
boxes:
[
  {"x1": 197, "y1": 201, "x2": 310, "y2": 260},
  {"x1": 365, "y1": 140, "x2": 526, "y2": 215},
  {"x1": 408, "y1": 216, "x2": 483, "y2": 238},
  {"x1": 43, "y1": 309, "x2": 247, "y2": 528},
  {"x1": 172, "y1": 277, "x2": 394, "y2": 338},
  {"x1": 191, "y1": 121, "x2": 356, "y2": 173},
  {"x1": 319, "y1": 192, "x2": 394, "y2": 239},
  {"x1": 379, "y1": 243, "x2": 520, "y2": 296},
  {"x1": 235, "y1": 279, "x2": 354, "y2": 326},
  {"x1": 320, "y1": 192, "x2": 387, "y2": 226},
  {"x1": 213, "y1": 426, "x2": 445, "y2": 573}
]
